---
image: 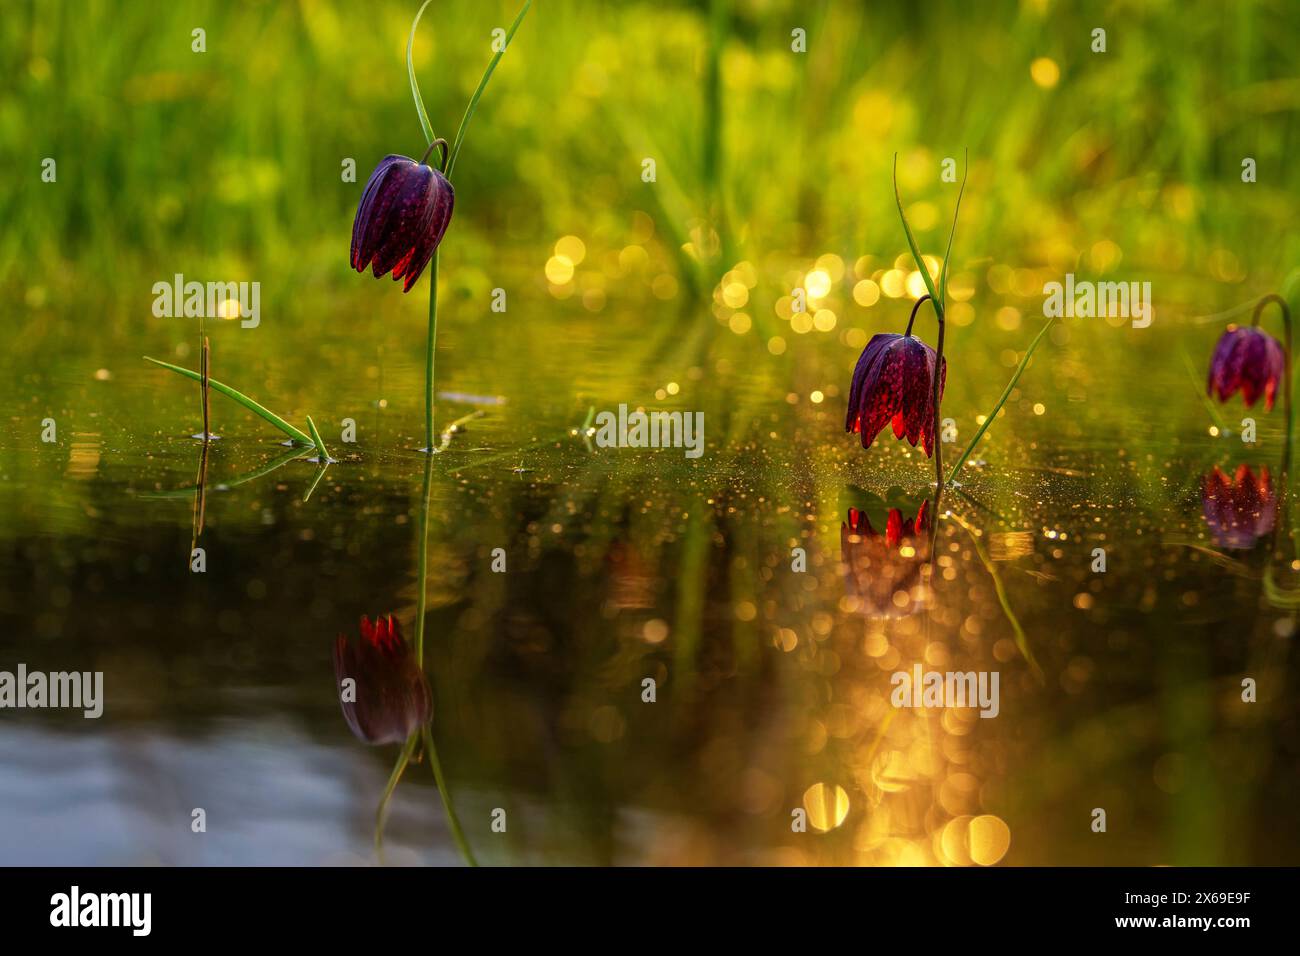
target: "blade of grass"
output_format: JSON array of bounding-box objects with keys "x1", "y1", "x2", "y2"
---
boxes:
[
  {"x1": 306, "y1": 414, "x2": 332, "y2": 462},
  {"x1": 407, "y1": 0, "x2": 437, "y2": 147},
  {"x1": 144, "y1": 356, "x2": 314, "y2": 446},
  {"x1": 937, "y1": 148, "x2": 968, "y2": 313},
  {"x1": 946, "y1": 317, "x2": 1057, "y2": 484},
  {"x1": 1180, "y1": 343, "x2": 1227, "y2": 432},
  {"x1": 893, "y1": 152, "x2": 941, "y2": 314},
  {"x1": 445, "y1": 0, "x2": 531, "y2": 179}
]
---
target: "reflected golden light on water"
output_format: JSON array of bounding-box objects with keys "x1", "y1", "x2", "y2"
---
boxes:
[
  {"x1": 803, "y1": 782, "x2": 851, "y2": 831},
  {"x1": 968, "y1": 815, "x2": 1012, "y2": 865}
]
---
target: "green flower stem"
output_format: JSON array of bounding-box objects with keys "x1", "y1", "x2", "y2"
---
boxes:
[
  {"x1": 144, "y1": 356, "x2": 314, "y2": 446},
  {"x1": 415, "y1": 453, "x2": 434, "y2": 668},
  {"x1": 425, "y1": 251, "x2": 439, "y2": 452}
]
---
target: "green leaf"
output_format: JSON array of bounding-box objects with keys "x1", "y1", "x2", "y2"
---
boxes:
[
  {"x1": 407, "y1": 0, "x2": 437, "y2": 147},
  {"x1": 893, "y1": 152, "x2": 941, "y2": 315},
  {"x1": 945, "y1": 317, "x2": 1056, "y2": 484},
  {"x1": 144, "y1": 356, "x2": 314, "y2": 446},
  {"x1": 938, "y1": 148, "x2": 968, "y2": 313},
  {"x1": 445, "y1": 0, "x2": 531, "y2": 179}
]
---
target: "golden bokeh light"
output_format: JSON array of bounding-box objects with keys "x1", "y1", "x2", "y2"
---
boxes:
[{"x1": 803, "y1": 782, "x2": 850, "y2": 831}]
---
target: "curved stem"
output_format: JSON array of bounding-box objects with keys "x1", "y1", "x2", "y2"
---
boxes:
[
  {"x1": 420, "y1": 137, "x2": 449, "y2": 171},
  {"x1": 904, "y1": 294, "x2": 931, "y2": 337}
]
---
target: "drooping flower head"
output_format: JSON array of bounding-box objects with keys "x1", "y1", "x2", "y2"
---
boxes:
[
  {"x1": 841, "y1": 501, "x2": 932, "y2": 618},
  {"x1": 333, "y1": 615, "x2": 431, "y2": 745},
  {"x1": 1201, "y1": 464, "x2": 1275, "y2": 550},
  {"x1": 1206, "y1": 325, "x2": 1286, "y2": 411},
  {"x1": 350, "y1": 152, "x2": 454, "y2": 293},
  {"x1": 846, "y1": 331, "x2": 947, "y2": 457}
]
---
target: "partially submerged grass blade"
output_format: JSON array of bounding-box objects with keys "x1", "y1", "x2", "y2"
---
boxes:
[
  {"x1": 945, "y1": 317, "x2": 1057, "y2": 484},
  {"x1": 406, "y1": 0, "x2": 437, "y2": 147},
  {"x1": 306, "y1": 414, "x2": 331, "y2": 461},
  {"x1": 144, "y1": 356, "x2": 314, "y2": 446},
  {"x1": 445, "y1": 0, "x2": 531, "y2": 178},
  {"x1": 1180, "y1": 343, "x2": 1227, "y2": 433}
]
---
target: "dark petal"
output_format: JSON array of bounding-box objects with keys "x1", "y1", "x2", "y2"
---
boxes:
[
  {"x1": 1237, "y1": 331, "x2": 1268, "y2": 406},
  {"x1": 390, "y1": 175, "x2": 452, "y2": 293},
  {"x1": 846, "y1": 334, "x2": 898, "y2": 433},
  {"x1": 369, "y1": 163, "x2": 438, "y2": 278},
  {"x1": 1262, "y1": 333, "x2": 1286, "y2": 411},
  {"x1": 895, "y1": 337, "x2": 936, "y2": 452},
  {"x1": 395, "y1": 170, "x2": 455, "y2": 292},
  {"x1": 1209, "y1": 328, "x2": 1252, "y2": 403},
  {"x1": 859, "y1": 338, "x2": 909, "y2": 449},
  {"x1": 1206, "y1": 330, "x2": 1234, "y2": 400},
  {"x1": 351, "y1": 155, "x2": 409, "y2": 271}
]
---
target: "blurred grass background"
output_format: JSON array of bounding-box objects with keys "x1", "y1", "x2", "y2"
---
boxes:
[{"x1": 4, "y1": 0, "x2": 1297, "y2": 318}]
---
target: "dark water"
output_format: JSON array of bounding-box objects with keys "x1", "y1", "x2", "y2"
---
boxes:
[{"x1": 2, "y1": 280, "x2": 1298, "y2": 866}]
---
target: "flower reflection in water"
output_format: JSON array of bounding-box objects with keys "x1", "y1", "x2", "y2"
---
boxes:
[
  {"x1": 333, "y1": 615, "x2": 432, "y2": 745},
  {"x1": 840, "y1": 500, "x2": 932, "y2": 618},
  {"x1": 1201, "y1": 464, "x2": 1276, "y2": 550}
]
